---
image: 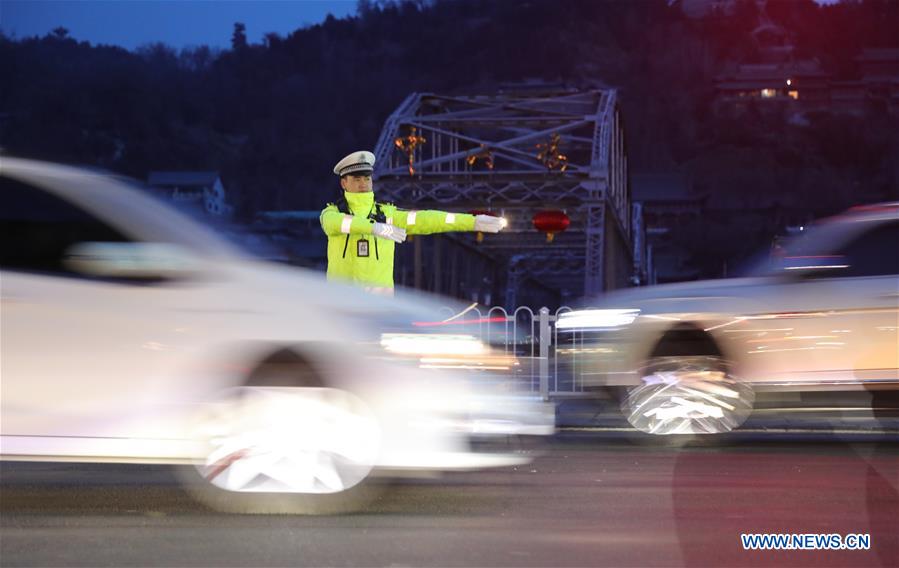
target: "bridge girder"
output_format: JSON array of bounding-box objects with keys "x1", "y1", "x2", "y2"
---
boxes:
[{"x1": 373, "y1": 89, "x2": 631, "y2": 305}]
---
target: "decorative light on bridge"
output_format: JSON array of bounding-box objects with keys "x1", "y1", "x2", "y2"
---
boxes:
[
  {"x1": 532, "y1": 210, "x2": 570, "y2": 243},
  {"x1": 535, "y1": 133, "x2": 568, "y2": 172},
  {"x1": 394, "y1": 127, "x2": 427, "y2": 176},
  {"x1": 466, "y1": 144, "x2": 494, "y2": 170}
]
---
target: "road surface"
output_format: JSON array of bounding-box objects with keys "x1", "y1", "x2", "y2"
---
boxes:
[{"x1": 2, "y1": 433, "x2": 896, "y2": 567}]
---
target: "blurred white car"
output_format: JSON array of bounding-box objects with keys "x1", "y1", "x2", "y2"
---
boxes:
[
  {"x1": 557, "y1": 203, "x2": 899, "y2": 436},
  {"x1": 0, "y1": 157, "x2": 553, "y2": 513}
]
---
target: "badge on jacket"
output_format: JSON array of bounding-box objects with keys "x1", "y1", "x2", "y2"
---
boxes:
[{"x1": 357, "y1": 238, "x2": 370, "y2": 257}]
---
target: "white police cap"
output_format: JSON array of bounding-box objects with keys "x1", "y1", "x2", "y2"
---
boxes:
[{"x1": 333, "y1": 150, "x2": 376, "y2": 177}]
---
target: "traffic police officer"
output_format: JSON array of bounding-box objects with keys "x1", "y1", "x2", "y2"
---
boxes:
[{"x1": 320, "y1": 150, "x2": 505, "y2": 294}]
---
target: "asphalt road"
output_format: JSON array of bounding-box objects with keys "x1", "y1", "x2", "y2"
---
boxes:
[{"x1": 1, "y1": 435, "x2": 897, "y2": 567}]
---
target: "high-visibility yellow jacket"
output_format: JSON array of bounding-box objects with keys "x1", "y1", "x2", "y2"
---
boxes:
[{"x1": 320, "y1": 191, "x2": 476, "y2": 289}]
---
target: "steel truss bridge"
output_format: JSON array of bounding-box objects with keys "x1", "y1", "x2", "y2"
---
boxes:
[{"x1": 373, "y1": 89, "x2": 632, "y2": 306}]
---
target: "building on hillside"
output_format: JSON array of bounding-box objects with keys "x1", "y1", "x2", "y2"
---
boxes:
[
  {"x1": 855, "y1": 48, "x2": 899, "y2": 114},
  {"x1": 715, "y1": 60, "x2": 830, "y2": 114},
  {"x1": 715, "y1": 56, "x2": 899, "y2": 118},
  {"x1": 145, "y1": 173, "x2": 329, "y2": 268},
  {"x1": 712, "y1": 11, "x2": 899, "y2": 118},
  {"x1": 147, "y1": 171, "x2": 233, "y2": 217},
  {"x1": 704, "y1": 0, "x2": 899, "y2": 118}
]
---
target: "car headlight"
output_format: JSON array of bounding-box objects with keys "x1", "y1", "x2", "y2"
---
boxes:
[
  {"x1": 556, "y1": 309, "x2": 640, "y2": 330},
  {"x1": 380, "y1": 333, "x2": 517, "y2": 371}
]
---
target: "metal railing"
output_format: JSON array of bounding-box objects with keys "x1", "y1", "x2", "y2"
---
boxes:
[{"x1": 438, "y1": 305, "x2": 592, "y2": 400}]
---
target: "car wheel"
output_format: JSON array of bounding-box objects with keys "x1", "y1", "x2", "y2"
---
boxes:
[
  {"x1": 184, "y1": 385, "x2": 382, "y2": 514},
  {"x1": 621, "y1": 356, "x2": 754, "y2": 436}
]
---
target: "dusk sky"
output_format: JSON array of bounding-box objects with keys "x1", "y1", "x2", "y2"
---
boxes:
[
  {"x1": 1, "y1": 0, "x2": 846, "y2": 52},
  {"x1": 0, "y1": 0, "x2": 358, "y2": 51}
]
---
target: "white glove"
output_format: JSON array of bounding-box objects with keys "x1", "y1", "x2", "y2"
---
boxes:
[
  {"x1": 474, "y1": 215, "x2": 506, "y2": 233},
  {"x1": 372, "y1": 222, "x2": 407, "y2": 243}
]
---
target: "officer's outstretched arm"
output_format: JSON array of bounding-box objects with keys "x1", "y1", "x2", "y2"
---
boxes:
[
  {"x1": 393, "y1": 209, "x2": 478, "y2": 235},
  {"x1": 320, "y1": 206, "x2": 375, "y2": 237}
]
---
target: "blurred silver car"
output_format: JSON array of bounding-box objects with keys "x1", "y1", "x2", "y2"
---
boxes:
[
  {"x1": 0, "y1": 157, "x2": 553, "y2": 513},
  {"x1": 557, "y1": 203, "x2": 898, "y2": 436}
]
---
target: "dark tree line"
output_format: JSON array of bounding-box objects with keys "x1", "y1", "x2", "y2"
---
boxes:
[{"x1": 1, "y1": 0, "x2": 896, "y2": 274}]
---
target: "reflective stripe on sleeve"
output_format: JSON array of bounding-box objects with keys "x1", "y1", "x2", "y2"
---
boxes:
[
  {"x1": 386, "y1": 217, "x2": 393, "y2": 225},
  {"x1": 407, "y1": 211, "x2": 417, "y2": 225},
  {"x1": 445, "y1": 213, "x2": 456, "y2": 224},
  {"x1": 340, "y1": 215, "x2": 353, "y2": 234}
]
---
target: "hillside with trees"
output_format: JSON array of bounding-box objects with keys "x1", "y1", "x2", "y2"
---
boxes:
[{"x1": 1, "y1": 0, "x2": 897, "y2": 277}]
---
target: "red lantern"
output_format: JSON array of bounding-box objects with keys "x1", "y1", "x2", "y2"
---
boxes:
[
  {"x1": 532, "y1": 210, "x2": 569, "y2": 243},
  {"x1": 469, "y1": 209, "x2": 497, "y2": 243}
]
